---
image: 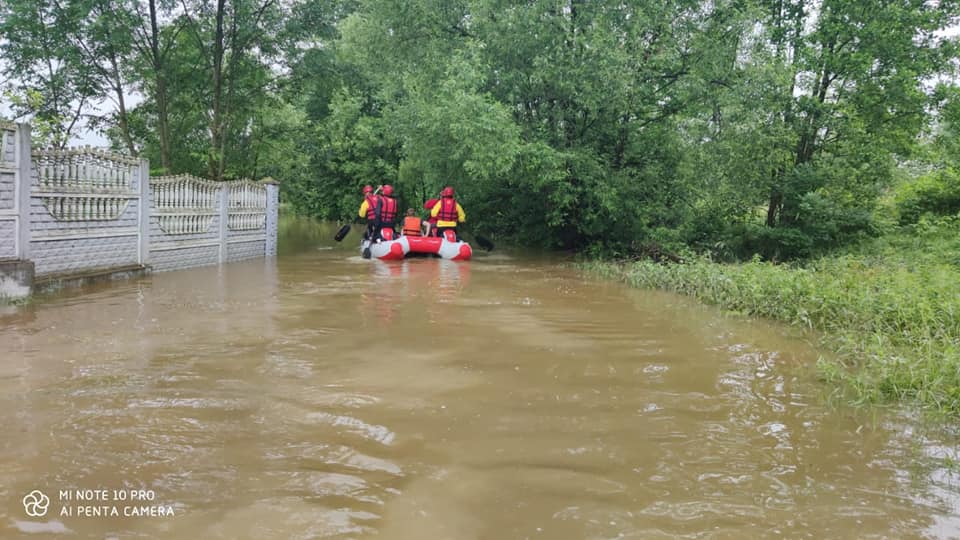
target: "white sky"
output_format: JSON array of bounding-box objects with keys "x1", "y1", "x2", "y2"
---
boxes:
[{"x1": 0, "y1": 93, "x2": 141, "y2": 148}]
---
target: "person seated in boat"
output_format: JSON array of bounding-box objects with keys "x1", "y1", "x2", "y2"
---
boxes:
[
  {"x1": 430, "y1": 186, "x2": 465, "y2": 241},
  {"x1": 422, "y1": 196, "x2": 439, "y2": 236},
  {"x1": 372, "y1": 184, "x2": 399, "y2": 241},
  {"x1": 402, "y1": 208, "x2": 422, "y2": 236},
  {"x1": 357, "y1": 184, "x2": 380, "y2": 240}
]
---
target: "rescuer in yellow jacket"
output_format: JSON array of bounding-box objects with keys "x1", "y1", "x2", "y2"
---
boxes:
[
  {"x1": 430, "y1": 186, "x2": 466, "y2": 240},
  {"x1": 357, "y1": 185, "x2": 380, "y2": 240}
]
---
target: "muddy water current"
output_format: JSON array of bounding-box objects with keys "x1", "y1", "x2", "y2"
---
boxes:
[{"x1": 1, "y1": 219, "x2": 958, "y2": 539}]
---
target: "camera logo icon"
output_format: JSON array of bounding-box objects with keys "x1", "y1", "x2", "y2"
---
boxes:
[{"x1": 22, "y1": 490, "x2": 50, "y2": 517}]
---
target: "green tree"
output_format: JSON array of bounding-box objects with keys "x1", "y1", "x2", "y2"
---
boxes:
[
  {"x1": 179, "y1": 0, "x2": 288, "y2": 180},
  {"x1": 130, "y1": 0, "x2": 187, "y2": 170},
  {"x1": 59, "y1": 0, "x2": 140, "y2": 155},
  {"x1": 756, "y1": 0, "x2": 956, "y2": 253},
  {"x1": 0, "y1": 0, "x2": 99, "y2": 147}
]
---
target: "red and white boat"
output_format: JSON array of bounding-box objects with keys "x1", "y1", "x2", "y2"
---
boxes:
[{"x1": 361, "y1": 228, "x2": 472, "y2": 260}]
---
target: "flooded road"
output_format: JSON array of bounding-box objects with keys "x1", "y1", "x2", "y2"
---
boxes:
[{"x1": 1, "y1": 219, "x2": 958, "y2": 539}]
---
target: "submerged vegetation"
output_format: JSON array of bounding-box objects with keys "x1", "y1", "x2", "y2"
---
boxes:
[{"x1": 584, "y1": 213, "x2": 960, "y2": 415}]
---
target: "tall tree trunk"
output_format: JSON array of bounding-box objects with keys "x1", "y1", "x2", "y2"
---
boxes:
[
  {"x1": 766, "y1": 166, "x2": 783, "y2": 227},
  {"x1": 208, "y1": 0, "x2": 227, "y2": 181},
  {"x1": 108, "y1": 53, "x2": 137, "y2": 156},
  {"x1": 155, "y1": 76, "x2": 172, "y2": 170},
  {"x1": 114, "y1": 83, "x2": 135, "y2": 156},
  {"x1": 766, "y1": 1, "x2": 812, "y2": 228},
  {"x1": 148, "y1": 0, "x2": 172, "y2": 171}
]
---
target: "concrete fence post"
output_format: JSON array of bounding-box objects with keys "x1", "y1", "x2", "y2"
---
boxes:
[
  {"x1": 265, "y1": 180, "x2": 279, "y2": 257},
  {"x1": 218, "y1": 183, "x2": 229, "y2": 264},
  {"x1": 138, "y1": 159, "x2": 151, "y2": 267},
  {"x1": 15, "y1": 123, "x2": 31, "y2": 261},
  {"x1": 0, "y1": 123, "x2": 34, "y2": 300}
]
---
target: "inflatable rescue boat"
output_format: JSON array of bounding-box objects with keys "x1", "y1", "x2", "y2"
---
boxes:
[{"x1": 361, "y1": 228, "x2": 472, "y2": 260}]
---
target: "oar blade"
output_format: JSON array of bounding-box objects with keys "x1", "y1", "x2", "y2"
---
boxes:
[
  {"x1": 334, "y1": 224, "x2": 351, "y2": 242},
  {"x1": 475, "y1": 234, "x2": 494, "y2": 251}
]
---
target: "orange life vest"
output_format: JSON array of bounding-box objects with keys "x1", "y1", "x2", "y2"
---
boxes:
[{"x1": 402, "y1": 216, "x2": 422, "y2": 236}]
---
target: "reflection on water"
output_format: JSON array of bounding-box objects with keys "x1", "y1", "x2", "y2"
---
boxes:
[
  {"x1": 360, "y1": 259, "x2": 471, "y2": 326},
  {"x1": 0, "y1": 216, "x2": 958, "y2": 539}
]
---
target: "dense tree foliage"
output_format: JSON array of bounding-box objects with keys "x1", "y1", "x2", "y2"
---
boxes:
[{"x1": 2, "y1": 0, "x2": 959, "y2": 257}]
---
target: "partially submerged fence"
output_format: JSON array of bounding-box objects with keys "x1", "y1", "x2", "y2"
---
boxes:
[
  {"x1": 149, "y1": 175, "x2": 276, "y2": 271},
  {"x1": 30, "y1": 145, "x2": 147, "y2": 276},
  {"x1": 150, "y1": 174, "x2": 222, "y2": 271},
  {"x1": 0, "y1": 122, "x2": 278, "y2": 298}
]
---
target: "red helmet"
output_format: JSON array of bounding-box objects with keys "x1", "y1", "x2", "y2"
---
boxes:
[
  {"x1": 441, "y1": 186, "x2": 454, "y2": 197},
  {"x1": 382, "y1": 184, "x2": 394, "y2": 196},
  {"x1": 362, "y1": 185, "x2": 373, "y2": 194}
]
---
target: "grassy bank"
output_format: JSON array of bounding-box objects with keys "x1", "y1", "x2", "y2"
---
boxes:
[{"x1": 582, "y1": 216, "x2": 960, "y2": 416}]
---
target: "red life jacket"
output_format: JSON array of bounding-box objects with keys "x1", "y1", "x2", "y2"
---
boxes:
[
  {"x1": 423, "y1": 198, "x2": 439, "y2": 224},
  {"x1": 364, "y1": 194, "x2": 380, "y2": 221},
  {"x1": 378, "y1": 196, "x2": 398, "y2": 224},
  {"x1": 438, "y1": 198, "x2": 459, "y2": 222}
]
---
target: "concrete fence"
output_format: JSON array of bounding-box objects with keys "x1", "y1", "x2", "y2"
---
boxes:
[{"x1": 0, "y1": 122, "x2": 279, "y2": 300}]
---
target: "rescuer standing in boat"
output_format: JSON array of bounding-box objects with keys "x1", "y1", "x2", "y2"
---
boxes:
[
  {"x1": 357, "y1": 185, "x2": 380, "y2": 240},
  {"x1": 374, "y1": 184, "x2": 399, "y2": 240},
  {"x1": 430, "y1": 186, "x2": 465, "y2": 240}
]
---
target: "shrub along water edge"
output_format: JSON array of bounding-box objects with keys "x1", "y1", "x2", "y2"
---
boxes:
[{"x1": 581, "y1": 248, "x2": 960, "y2": 417}]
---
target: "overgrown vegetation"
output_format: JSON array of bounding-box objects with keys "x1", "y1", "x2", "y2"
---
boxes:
[{"x1": 584, "y1": 211, "x2": 960, "y2": 415}]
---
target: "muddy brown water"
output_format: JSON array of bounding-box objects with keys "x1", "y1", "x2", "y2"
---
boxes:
[{"x1": 1, "y1": 219, "x2": 958, "y2": 539}]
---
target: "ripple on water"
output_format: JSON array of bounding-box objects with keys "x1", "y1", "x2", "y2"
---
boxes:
[
  {"x1": 128, "y1": 397, "x2": 251, "y2": 410},
  {"x1": 304, "y1": 412, "x2": 396, "y2": 446},
  {"x1": 263, "y1": 443, "x2": 402, "y2": 476},
  {"x1": 259, "y1": 352, "x2": 316, "y2": 378},
  {"x1": 12, "y1": 520, "x2": 72, "y2": 535},
  {"x1": 639, "y1": 499, "x2": 766, "y2": 521},
  {"x1": 267, "y1": 389, "x2": 383, "y2": 415},
  {"x1": 200, "y1": 498, "x2": 379, "y2": 539}
]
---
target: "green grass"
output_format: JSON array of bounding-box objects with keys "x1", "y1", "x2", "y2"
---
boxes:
[{"x1": 582, "y1": 216, "x2": 960, "y2": 416}]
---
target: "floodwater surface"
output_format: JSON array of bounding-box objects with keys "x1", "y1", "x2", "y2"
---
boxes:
[{"x1": 1, "y1": 219, "x2": 958, "y2": 539}]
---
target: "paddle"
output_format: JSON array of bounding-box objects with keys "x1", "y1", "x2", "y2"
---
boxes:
[
  {"x1": 452, "y1": 194, "x2": 494, "y2": 251},
  {"x1": 473, "y1": 231, "x2": 495, "y2": 251},
  {"x1": 459, "y1": 222, "x2": 493, "y2": 251},
  {"x1": 334, "y1": 222, "x2": 351, "y2": 242}
]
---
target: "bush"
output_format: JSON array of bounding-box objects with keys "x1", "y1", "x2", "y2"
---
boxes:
[
  {"x1": 712, "y1": 191, "x2": 876, "y2": 262},
  {"x1": 583, "y1": 253, "x2": 960, "y2": 416},
  {"x1": 724, "y1": 223, "x2": 815, "y2": 261},
  {"x1": 895, "y1": 169, "x2": 960, "y2": 225}
]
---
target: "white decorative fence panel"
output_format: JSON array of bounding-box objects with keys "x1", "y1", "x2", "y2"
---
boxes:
[
  {"x1": 29, "y1": 146, "x2": 143, "y2": 276},
  {"x1": 0, "y1": 120, "x2": 278, "y2": 296},
  {"x1": 226, "y1": 180, "x2": 268, "y2": 263},
  {"x1": 149, "y1": 174, "x2": 224, "y2": 272}
]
